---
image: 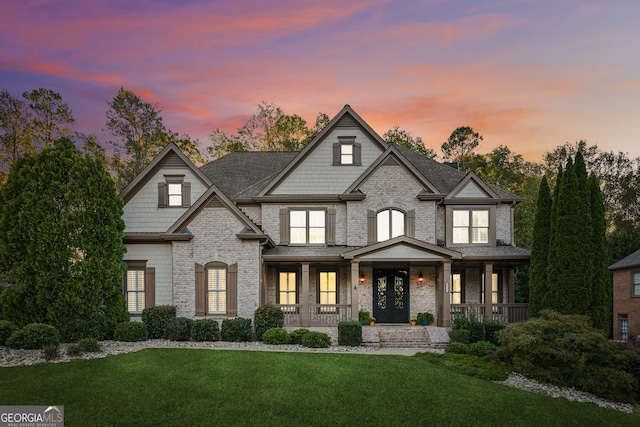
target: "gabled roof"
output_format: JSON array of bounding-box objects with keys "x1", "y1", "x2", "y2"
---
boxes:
[
  {"x1": 119, "y1": 143, "x2": 212, "y2": 204},
  {"x1": 342, "y1": 236, "x2": 463, "y2": 260},
  {"x1": 609, "y1": 248, "x2": 640, "y2": 271},
  {"x1": 445, "y1": 171, "x2": 500, "y2": 200},
  {"x1": 257, "y1": 105, "x2": 389, "y2": 197},
  {"x1": 344, "y1": 144, "x2": 444, "y2": 199},
  {"x1": 164, "y1": 181, "x2": 271, "y2": 244}
]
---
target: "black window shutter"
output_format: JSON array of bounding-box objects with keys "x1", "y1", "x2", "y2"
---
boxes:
[
  {"x1": 280, "y1": 209, "x2": 290, "y2": 245},
  {"x1": 327, "y1": 209, "x2": 336, "y2": 245},
  {"x1": 354, "y1": 143, "x2": 362, "y2": 166},
  {"x1": 227, "y1": 263, "x2": 238, "y2": 316},
  {"x1": 195, "y1": 263, "x2": 206, "y2": 316},
  {"x1": 407, "y1": 210, "x2": 415, "y2": 238},
  {"x1": 181, "y1": 182, "x2": 191, "y2": 207},
  {"x1": 145, "y1": 267, "x2": 156, "y2": 309},
  {"x1": 158, "y1": 182, "x2": 167, "y2": 208},
  {"x1": 367, "y1": 210, "x2": 377, "y2": 245},
  {"x1": 333, "y1": 143, "x2": 340, "y2": 165}
]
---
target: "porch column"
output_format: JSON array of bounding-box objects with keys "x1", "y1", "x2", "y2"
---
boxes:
[
  {"x1": 484, "y1": 263, "x2": 494, "y2": 319},
  {"x1": 301, "y1": 263, "x2": 310, "y2": 327},
  {"x1": 350, "y1": 261, "x2": 360, "y2": 321},
  {"x1": 440, "y1": 261, "x2": 451, "y2": 327},
  {"x1": 507, "y1": 268, "x2": 515, "y2": 303}
]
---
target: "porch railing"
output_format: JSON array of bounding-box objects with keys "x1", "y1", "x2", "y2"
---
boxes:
[
  {"x1": 450, "y1": 303, "x2": 528, "y2": 323},
  {"x1": 274, "y1": 304, "x2": 352, "y2": 327}
]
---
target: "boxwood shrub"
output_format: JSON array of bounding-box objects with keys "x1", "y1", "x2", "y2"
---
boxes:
[
  {"x1": 77, "y1": 337, "x2": 102, "y2": 353},
  {"x1": 301, "y1": 331, "x2": 331, "y2": 348},
  {"x1": 445, "y1": 342, "x2": 469, "y2": 355},
  {"x1": 338, "y1": 321, "x2": 362, "y2": 346},
  {"x1": 221, "y1": 317, "x2": 252, "y2": 342},
  {"x1": 142, "y1": 305, "x2": 176, "y2": 339},
  {"x1": 288, "y1": 328, "x2": 310, "y2": 345},
  {"x1": 0, "y1": 320, "x2": 18, "y2": 346},
  {"x1": 254, "y1": 304, "x2": 285, "y2": 341},
  {"x1": 6, "y1": 323, "x2": 60, "y2": 349},
  {"x1": 113, "y1": 321, "x2": 148, "y2": 342},
  {"x1": 262, "y1": 328, "x2": 290, "y2": 345},
  {"x1": 191, "y1": 319, "x2": 219, "y2": 342},
  {"x1": 468, "y1": 341, "x2": 497, "y2": 357},
  {"x1": 165, "y1": 317, "x2": 194, "y2": 341}
]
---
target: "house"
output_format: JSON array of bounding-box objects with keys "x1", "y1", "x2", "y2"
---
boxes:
[
  {"x1": 609, "y1": 248, "x2": 640, "y2": 342},
  {"x1": 120, "y1": 105, "x2": 530, "y2": 328}
]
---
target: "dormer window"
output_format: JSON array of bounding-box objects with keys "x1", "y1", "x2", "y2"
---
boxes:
[
  {"x1": 446, "y1": 206, "x2": 495, "y2": 246},
  {"x1": 333, "y1": 136, "x2": 361, "y2": 166},
  {"x1": 158, "y1": 175, "x2": 191, "y2": 208}
]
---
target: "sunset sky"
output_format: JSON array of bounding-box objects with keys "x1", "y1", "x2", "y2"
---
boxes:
[{"x1": 1, "y1": 0, "x2": 639, "y2": 161}]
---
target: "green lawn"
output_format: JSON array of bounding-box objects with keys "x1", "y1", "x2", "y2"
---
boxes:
[{"x1": 0, "y1": 349, "x2": 637, "y2": 426}]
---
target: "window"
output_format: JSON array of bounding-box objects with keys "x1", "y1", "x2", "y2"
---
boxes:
[
  {"x1": 481, "y1": 272, "x2": 500, "y2": 304},
  {"x1": 450, "y1": 273, "x2": 462, "y2": 304},
  {"x1": 207, "y1": 266, "x2": 227, "y2": 314},
  {"x1": 279, "y1": 272, "x2": 298, "y2": 313},
  {"x1": 619, "y1": 314, "x2": 629, "y2": 341},
  {"x1": 290, "y1": 210, "x2": 325, "y2": 244},
  {"x1": 633, "y1": 272, "x2": 640, "y2": 296},
  {"x1": 158, "y1": 175, "x2": 190, "y2": 208},
  {"x1": 452, "y1": 209, "x2": 489, "y2": 244},
  {"x1": 333, "y1": 137, "x2": 361, "y2": 165},
  {"x1": 126, "y1": 269, "x2": 145, "y2": 314},
  {"x1": 377, "y1": 209, "x2": 405, "y2": 241},
  {"x1": 319, "y1": 271, "x2": 338, "y2": 313}
]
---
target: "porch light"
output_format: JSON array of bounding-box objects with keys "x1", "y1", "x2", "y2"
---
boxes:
[
  {"x1": 359, "y1": 272, "x2": 365, "y2": 283},
  {"x1": 418, "y1": 271, "x2": 424, "y2": 283}
]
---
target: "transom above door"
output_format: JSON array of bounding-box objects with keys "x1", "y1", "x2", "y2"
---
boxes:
[{"x1": 373, "y1": 269, "x2": 409, "y2": 323}]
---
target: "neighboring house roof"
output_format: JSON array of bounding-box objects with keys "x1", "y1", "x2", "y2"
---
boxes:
[{"x1": 609, "y1": 248, "x2": 640, "y2": 271}]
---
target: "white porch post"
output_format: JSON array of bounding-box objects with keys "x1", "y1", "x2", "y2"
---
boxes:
[
  {"x1": 301, "y1": 263, "x2": 310, "y2": 327},
  {"x1": 440, "y1": 261, "x2": 451, "y2": 327},
  {"x1": 484, "y1": 262, "x2": 494, "y2": 320},
  {"x1": 350, "y1": 261, "x2": 360, "y2": 321}
]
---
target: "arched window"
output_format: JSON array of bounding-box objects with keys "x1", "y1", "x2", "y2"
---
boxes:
[{"x1": 377, "y1": 209, "x2": 405, "y2": 241}]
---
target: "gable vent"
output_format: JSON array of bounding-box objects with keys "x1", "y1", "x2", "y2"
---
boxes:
[
  {"x1": 335, "y1": 114, "x2": 359, "y2": 129},
  {"x1": 205, "y1": 196, "x2": 224, "y2": 208},
  {"x1": 159, "y1": 151, "x2": 187, "y2": 168}
]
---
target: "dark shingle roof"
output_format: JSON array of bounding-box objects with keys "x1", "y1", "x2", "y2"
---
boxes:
[
  {"x1": 200, "y1": 152, "x2": 297, "y2": 198},
  {"x1": 609, "y1": 248, "x2": 640, "y2": 271}
]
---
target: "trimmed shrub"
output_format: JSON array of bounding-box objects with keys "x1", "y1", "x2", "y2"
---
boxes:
[
  {"x1": 57, "y1": 317, "x2": 113, "y2": 343},
  {"x1": 445, "y1": 342, "x2": 469, "y2": 355},
  {"x1": 66, "y1": 344, "x2": 83, "y2": 357},
  {"x1": 221, "y1": 317, "x2": 252, "y2": 342},
  {"x1": 496, "y1": 310, "x2": 640, "y2": 403},
  {"x1": 254, "y1": 304, "x2": 285, "y2": 341},
  {"x1": 468, "y1": 341, "x2": 497, "y2": 358},
  {"x1": 482, "y1": 320, "x2": 505, "y2": 346},
  {"x1": 448, "y1": 328, "x2": 471, "y2": 344},
  {"x1": 165, "y1": 317, "x2": 194, "y2": 341},
  {"x1": 0, "y1": 320, "x2": 18, "y2": 346},
  {"x1": 43, "y1": 344, "x2": 60, "y2": 361},
  {"x1": 288, "y1": 328, "x2": 310, "y2": 345},
  {"x1": 141, "y1": 305, "x2": 176, "y2": 339},
  {"x1": 113, "y1": 321, "x2": 148, "y2": 342},
  {"x1": 262, "y1": 328, "x2": 290, "y2": 345},
  {"x1": 191, "y1": 319, "x2": 219, "y2": 342},
  {"x1": 77, "y1": 337, "x2": 102, "y2": 353},
  {"x1": 338, "y1": 321, "x2": 362, "y2": 346},
  {"x1": 6, "y1": 323, "x2": 60, "y2": 349},
  {"x1": 301, "y1": 331, "x2": 331, "y2": 348}
]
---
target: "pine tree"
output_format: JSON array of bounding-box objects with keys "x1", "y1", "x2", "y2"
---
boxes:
[
  {"x1": 589, "y1": 173, "x2": 611, "y2": 332},
  {"x1": 528, "y1": 176, "x2": 552, "y2": 317},
  {"x1": 0, "y1": 138, "x2": 128, "y2": 333},
  {"x1": 546, "y1": 157, "x2": 593, "y2": 315}
]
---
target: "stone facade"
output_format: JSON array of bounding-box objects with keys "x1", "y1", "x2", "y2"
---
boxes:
[{"x1": 612, "y1": 268, "x2": 640, "y2": 342}]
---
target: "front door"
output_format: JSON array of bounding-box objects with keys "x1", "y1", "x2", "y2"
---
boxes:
[{"x1": 373, "y1": 269, "x2": 409, "y2": 323}]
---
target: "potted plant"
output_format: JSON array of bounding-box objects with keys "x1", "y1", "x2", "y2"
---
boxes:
[
  {"x1": 369, "y1": 316, "x2": 376, "y2": 326},
  {"x1": 410, "y1": 316, "x2": 417, "y2": 326},
  {"x1": 416, "y1": 312, "x2": 435, "y2": 325},
  {"x1": 358, "y1": 309, "x2": 370, "y2": 326}
]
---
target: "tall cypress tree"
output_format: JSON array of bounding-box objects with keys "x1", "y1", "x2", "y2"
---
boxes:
[
  {"x1": 0, "y1": 138, "x2": 128, "y2": 333},
  {"x1": 546, "y1": 157, "x2": 593, "y2": 314},
  {"x1": 589, "y1": 173, "x2": 611, "y2": 332},
  {"x1": 528, "y1": 176, "x2": 552, "y2": 317}
]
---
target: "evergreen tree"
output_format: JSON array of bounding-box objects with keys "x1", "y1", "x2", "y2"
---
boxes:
[
  {"x1": 0, "y1": 138, "x2": 128, "y2": 334},
  {"x1": 528, "y1": 176, "x2": 552, "y2": 316},
  {"x1": 546, "y1": 157, "x2": 593, "y2": 315},
  {"x1": 589, "y1": 173, "x2": 611, "y2": 332}
]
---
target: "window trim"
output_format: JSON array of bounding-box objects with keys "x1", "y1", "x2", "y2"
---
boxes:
[
  {"x1": 289, "y1": 209, "x2": 327, "y2": 245},
  {"x1": 376, "y1": 208, "x2": 406, "y2": 242},
  {"x1": 450, "y1": 272, "x2": 464, "y2": 304},
  {"x1": 206, "y1": 262, "x2": 227, "y2": 314},
  {"x1": 619, "y1": 314, "x2": 629, "y2": 341},
  {"x1": 481, "y1": 271, "x2": 502, "y2": 304},
  {"x1": 278, "y1": 270, "x2": 299, "y2": 313},
  {"x1": 158, "y1": 175, "x2": 191, "y2": 208},
  {"x1": 446, "y1": 206, "x2": 496, "y2": 247},
  {"x1": 123, "y1": 260, "x2": 154, "y2": 315},
  {"x1": 333, "y1": 136, "x2": 361, "y2": 166},
  {"x1": 632, "y1": 271, "x2": 640, "y2": 297},
  {"x1": 317, "y1": 270, "x2": 339, "y2": 313}
]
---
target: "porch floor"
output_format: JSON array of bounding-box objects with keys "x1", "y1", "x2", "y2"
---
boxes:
[{"x1": 286, "y1": 325, "x2": 450, "y2": 349}]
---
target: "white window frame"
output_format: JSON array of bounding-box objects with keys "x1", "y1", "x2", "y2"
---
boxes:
[
  {"x1": 452, "y1": 209, "x2": 489, "y2": 245},
  {"x1": 207, "y1": 266, "x2": 227, "y2": 314},
  {"x1": 318, "y1": 271, "x2": 338, "y2": 313},
  {"x1": 279, "y1": 272, "x2": 298, "y2": 313},
  {"x1": 632, "y1": 272, "x2": 640, "y2": 296},
  {"x1": 289, "y1": 209, "x2": 326, "y2": 245},
  {"x1": 376, "y1": 208, "x2": 405, "y2": 242},
  {"x1": 619, "y1": 314, "x2": 629, "y2": 341},
  {"x1": 450, "y1": 273, "x2": 462, "y2": 304},
  {"x1": 340, "y1": 143, "x2": 353, "y2": 165},
  {"x1": 126, "y1": 269, "x2": 145, "y2": 314}
]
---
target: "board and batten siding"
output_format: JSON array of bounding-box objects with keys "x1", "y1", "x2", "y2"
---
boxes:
[
  {"x1": 124, "y1": 243, "x2": 173, "y2": 307},
  {"x1": 123, "y1": 167, "x2": 208, "y2": 233},
  {"x1": 271, "y1": 129, "x2": 384, "y2": 195}
]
